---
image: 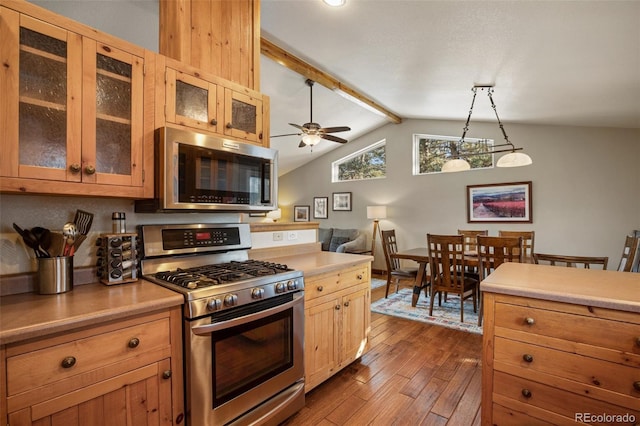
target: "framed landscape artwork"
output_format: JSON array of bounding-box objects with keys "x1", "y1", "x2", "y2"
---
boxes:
[
  {"x1": 332, "y1": 192, "x2": 352, "y2": 211},
  {"x1": 467, "y1": 181, "x2": 532, "y2": 223},
  {"x1": 294, "y1": 205, "x2": 310, "y2": 222},
  {"x1": 313, "y1": 197, "x2": 328, "y2": 219}
]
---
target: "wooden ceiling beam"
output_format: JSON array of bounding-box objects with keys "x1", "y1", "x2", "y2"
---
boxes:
[{"x1": 260, "y1": 37, "x2": 402, "y2": 124}]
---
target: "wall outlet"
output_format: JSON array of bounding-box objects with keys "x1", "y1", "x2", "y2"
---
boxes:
[
  {"x1": 273, "y1": 232, "x2": 283, "y2": 241},
  {"x1": 287, "y1": 231, "x2": 298, "y2": 240}
]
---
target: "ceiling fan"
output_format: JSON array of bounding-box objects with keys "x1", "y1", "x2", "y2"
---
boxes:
[{"x1": 271, "y1": 79, "x2": 351, "y2": 148}]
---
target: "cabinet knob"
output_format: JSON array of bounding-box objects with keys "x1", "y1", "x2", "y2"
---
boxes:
[
  {"x1": 344, "y1": 301, "x2": 350, "y2": 307},
  {"x1": 357, "y1": 274, "x2": 363, "y2": 280},
  {"x1": 70, "y1": 163, "x2": 81, "y2": 173},
  {"x1": 259, "y1": 132, "x2": 263, "y2": 140},
  {"x1": 226, "y1": 122, "x2": 233, "y2": 129},
  {"x1": 521, "y1": 389, "x2": 532, "y2": 398},
  {"x1": 524, "y1": 317, "x2": 535, "y2": 326},
  {"x1": 633, "y1": 381, "x2": 640, "y2": 392},
  {"x1": 84, "y1": 165, "x2": 96, "y2": 175},
  {"x1": 317, "y1": 286, "x2": 323, "y2": 292},
  {"x1": 522, "y1": 353, "x2": 534, "y2": 363},
  {"x1": 61, "y1": 356, "x2": 77, "y2": 369},
  {"x1": 128, "y1": 337, "x2": 140, "y2": 348},
  {"x1": 636, "y1": 337, "x2": 640, "y2": 347},
  {"x1": 210, "y1": 119, "x2": 217, "y2": 125},
  {"x1": 335, "y1": 305, "x2": 341, "y2": 310},
  {"x1": 162, "y1": 370, "x2": 172, "y2": 380}
]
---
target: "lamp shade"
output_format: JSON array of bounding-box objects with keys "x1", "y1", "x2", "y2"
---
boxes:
[
  {"x1": 496, "y1": 152, "x2": 533, "y2": 167},
  {"x1": 367, "y1": 205, "x2": 387, "y2": 220},
  {"x1": 266, "y1": 208, "x2": 282, "y2": 221},
  {"x1": 442, "y1": 158, "x2": 471, "y2": 172},
  {"x1": 302, "y1": 134, "x2": 322, "y2": 146}
]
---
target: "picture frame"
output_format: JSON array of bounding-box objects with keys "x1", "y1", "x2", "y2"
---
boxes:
[
  {"x1": 332, "y1": 192, "x2": 352, "y2": 211},
  {"x1": 313, "y1": 197, "x2": 329, "y2": 219},
  {"x1": 467, "y1": 181, "x2": 532, "y2": 223},
  {"x1": 293, "y1": 205, "x2": 310, "y2": 222}
]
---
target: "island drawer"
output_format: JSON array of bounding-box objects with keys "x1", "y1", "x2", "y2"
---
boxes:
[
  {"x1": 6, "y1": 315, "x2": 171, "y2": 396},
  {"x1": 305, "y1": 264, "x2": 369, "y2": 300}
]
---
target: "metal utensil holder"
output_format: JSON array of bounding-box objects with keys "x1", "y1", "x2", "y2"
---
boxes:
[{"x1": 96, "y1": 233, "x2": 138, "y2": 285}]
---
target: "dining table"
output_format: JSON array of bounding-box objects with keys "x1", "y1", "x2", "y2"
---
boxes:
[{"x1": 392, "y1": 247, "x2": 479, "y2": 307}]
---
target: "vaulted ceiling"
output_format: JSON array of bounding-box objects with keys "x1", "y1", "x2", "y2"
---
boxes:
[{"x1": 259, "y1": 0, "x2": 640, "y2": 175}]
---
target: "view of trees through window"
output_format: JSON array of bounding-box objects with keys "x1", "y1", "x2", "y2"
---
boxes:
[
  {"x1": 413, "y1": 134, "x2": 494, "y2": 174},
  {"x1": 332, "y1": 140, "x2": 386, "y2": 182}
]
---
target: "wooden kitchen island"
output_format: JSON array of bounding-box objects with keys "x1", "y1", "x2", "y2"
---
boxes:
[{"x1": 480, "y1": 262, "x2": 640, "y2": 425}]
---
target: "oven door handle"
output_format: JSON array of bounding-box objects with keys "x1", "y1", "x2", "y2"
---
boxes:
[{"x1": 192, "y1": 292, "x2": 303, "y2": 336}]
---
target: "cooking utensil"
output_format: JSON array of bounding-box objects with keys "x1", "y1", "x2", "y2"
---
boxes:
[
  {"x1": 49, "y1": 231, "x2": 66, "y2": 257},
  {"x1": 73, "y1": 209, "x2": 94, "y2": 251},
  {"x1": 32, "y1": 227, "x2": 52, "y2": 257},
  {"x1": 13, "y1": 223, "x2": 50, "y2": 258},
  {"x1": 62, "y1": 222, "x2": 78, "y2": 256}
]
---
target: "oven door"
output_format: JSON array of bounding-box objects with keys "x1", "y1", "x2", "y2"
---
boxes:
[{"x1": 185, "y1": 292, "x2": 304, "y2": 426}]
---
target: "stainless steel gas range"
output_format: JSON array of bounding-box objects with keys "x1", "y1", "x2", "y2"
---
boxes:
[{"x1": 139, "y1": 223, "x2": 305, "y2": 426}]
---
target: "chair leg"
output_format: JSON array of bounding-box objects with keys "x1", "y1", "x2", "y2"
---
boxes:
[
  {"x1": 460, "y1": 298, "x2": 464, "y2": 323},
  {"x1": 478, "y1": 291, "x2": 483, "y2": 326},
  {"x1": 429, "y1": 290, "x2": 436, "y2": 316},
  {"x1": 385, "y1": 275, "x2": 392, "y2": 298}
]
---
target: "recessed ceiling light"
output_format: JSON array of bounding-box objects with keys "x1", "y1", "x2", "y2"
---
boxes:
[{"x1": 323, "y1": 0, "x2": 346, "y2": 7}]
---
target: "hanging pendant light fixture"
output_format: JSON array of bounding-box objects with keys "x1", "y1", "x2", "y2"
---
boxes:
[{"x1": 441, "y1": 85, "x2": 532, "y2": 172}]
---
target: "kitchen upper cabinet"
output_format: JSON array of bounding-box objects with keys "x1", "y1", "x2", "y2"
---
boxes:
[
  {"x1": 0, "y1": 1, "x2": 154, "y2": 198},
  {"x1": 161, "y1": 55, "x2": 269, "y2": 146}
]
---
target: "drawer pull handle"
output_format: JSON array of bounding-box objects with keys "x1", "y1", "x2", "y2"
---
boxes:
[
  {"x1": 633, "y1": 381, "x2": 640, "y2": 392},
  {"x1": 61, "y1": 356, "x2": 77, "y2": 369},
  {"x1": 317, "y1": 286, "x2": 324, "y2": 292},
  {"x1": 163, "y1": 370, "x2": 172, "y2": 380},
  {"x1": 357, "y1": 274, "x2": 363, "y2": 280},
  {"x1": 128, "y1": 337, "x2": 140, "y2": 348},
  {"x1": 521, "y1": 389, "x2": 532, "y2": 398},
  {"x1": 522, "y1": 354, "x2": 534, "y2": 363},
  {"x1": 524, "y1": 317, "x2": 535, "y2": 326}
]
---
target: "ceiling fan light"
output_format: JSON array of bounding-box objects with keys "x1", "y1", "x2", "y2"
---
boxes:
[
  {"x1": 302, "y1": 134, "x2": 322, "y2": 146},
  {"x1": 496, "y1": 152, "x2": 533, "y2": 167},
  {"x1": 323, "y1": 0, "x2": 346, "y2": 6},
  {"x1": 442, "y1": 158, "x2": 471, "y2": 172}
]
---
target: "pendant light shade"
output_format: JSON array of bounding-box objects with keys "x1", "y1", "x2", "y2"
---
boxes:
[
  {"x1": 302, "y1": 134, "x2": 322, "y2": 146},
  {"x1": 442, "y1": 158, "x2": 471, "y2": 172},
  {"x1": 496, "y1": 152, "x2": 533, "y2": 167}
]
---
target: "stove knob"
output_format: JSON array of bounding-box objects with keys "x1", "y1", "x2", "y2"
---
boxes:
[
  {"x1": 207, "y1": 298, "x2": 222, "y2": 311},
  {"x1": 224, "y1": 294, "x2": 238, "y2": 307},
  {"x1": 275, "y1": 282, "x2": 286, "y2": 293},
  {"x1": 287, "y1": 280, "x2": 297, "y2": 291},
  {"x1": 252, "y1": 287, "x2": 265, "y2": 299}
]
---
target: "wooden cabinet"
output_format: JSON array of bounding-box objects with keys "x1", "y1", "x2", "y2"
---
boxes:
[
  {"x1": 160, "y1": 56, "x2": 268, "y2": 146},
  {"x1": 483, "y1": 291, "x2": 640, "y2": 425},
  {"x1": 0, "y1": 0, "x2": 154, "y2": 198},
  {"x1": 304, "y1": 262, "x2": 371, "y2": 392},
  {"x1": 2, "y1": 307, "x2": 184, "y2": 425}
]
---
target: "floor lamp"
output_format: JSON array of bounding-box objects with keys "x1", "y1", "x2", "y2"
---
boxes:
[{"x1": 367, "y1": 205, "x2": 387, "y2": 259}]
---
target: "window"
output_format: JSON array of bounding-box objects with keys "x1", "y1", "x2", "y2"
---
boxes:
[
  {"x1": 332, "y1": 140, "x2": 386, "y2": 182},
  {"x1": 413, "y1": 134, "x2": 494, "y2": 174}
]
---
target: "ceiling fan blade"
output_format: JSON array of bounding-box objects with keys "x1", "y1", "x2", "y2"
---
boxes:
[
  {"x1": 270, "y1": 133, "x2": 302, "y2": 138},
  {"x1": 289, "y1": 123, "x2": 306, "y2": 131},
  {"x1": 321, "y1": 134, "x2": 348, "y2": 144},
  {"x1": 298, "y1": 140, "x2": 307, "y2": 148},
  {"x1": 320, "y1": 126, "x2": 351, "y2": 134}
]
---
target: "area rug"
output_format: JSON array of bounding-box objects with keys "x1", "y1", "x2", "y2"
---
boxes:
[
  {"x1": 370, "y1": 288, "x2": 482, "y2": 335},
  {"x1": 371, "y1": 278, "x2": 386, "y2": 289}
]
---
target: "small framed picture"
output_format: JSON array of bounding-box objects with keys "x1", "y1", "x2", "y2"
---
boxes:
[
  {"x1": 332, "y1": 192, "x2": 352, "y2": 211},
  {"x1": 294, "y1": 205, "x2": 310, "y2": 222},
  {"x1": 313, "y1": 197, "x2": 329, "y2": 219}
]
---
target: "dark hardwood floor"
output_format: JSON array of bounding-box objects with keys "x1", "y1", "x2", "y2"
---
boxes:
[{"x1": 282, "y1": 276, "x2": 483, "y2": 425}]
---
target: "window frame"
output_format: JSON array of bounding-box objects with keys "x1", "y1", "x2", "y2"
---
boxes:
[{"x1": 331, "y1": 139, "x2": 386, "y2": 182}]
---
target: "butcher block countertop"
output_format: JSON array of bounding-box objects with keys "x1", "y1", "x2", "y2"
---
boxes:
[
  {"x1": 265, "y1": 251, "x2": 374, "y2": 277},
  {"x1": 0, "y1": 280, "x2": 183, "y2": 345},
  {"x1": 481, "y1": 262, "x2": 640, "y2": 313}
]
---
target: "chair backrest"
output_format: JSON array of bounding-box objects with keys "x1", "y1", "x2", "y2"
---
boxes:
[
  {"x1": 381, "y1": 229, "x2": 402, "y2": 272},
  {"x1": 476, "y1": 236, "x2": 523, "y2": 281},
  {"x1": 534, "y1": 253, "x2": 608, "y2": 270},
  {"x1": 498, "y1": 230, "x2": 535, "y2": 263},
  {"x1": 457, "y1": 229, "x2": 488, "y2": 253},
  {"x1": 617, "y1": 235, "x2": 640, "y2": 272},
  {"x1": 427, "y1": 234, "x2": 467, "y2": 291}
]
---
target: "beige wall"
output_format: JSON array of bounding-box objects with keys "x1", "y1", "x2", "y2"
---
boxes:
[{"x1": 277, "y1": 119, "x2": 640, "y2": 271}]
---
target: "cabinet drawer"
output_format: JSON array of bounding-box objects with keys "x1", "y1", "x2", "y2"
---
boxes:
[
  {"x1": 493, "y1": 403, "x2": 555, "y2": 426},
  {"x1": 493, "y1": 371, "x2": 640, "y2": 424},
  {"x1": 305, "y1": 264, "x2": 369, "y2": 300},
  {"x1": 494, "y1": 301, "x2": 640, "y2": 360},
  {"x1": 494, "y1": 337, "x2": 640, "y2": 407},
  {"x1": 7, "y1": 317, "x2": 170, "y2": 396}
]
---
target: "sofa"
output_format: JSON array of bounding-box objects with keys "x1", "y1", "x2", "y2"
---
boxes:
[{"x1": 318, "y1": 227, "x2": 367, "y2": 253}]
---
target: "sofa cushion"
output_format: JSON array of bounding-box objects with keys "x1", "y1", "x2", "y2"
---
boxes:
[
  {"x1": 318, "y1": 228, "x2": 333, "y2": 251},
  {"x1": 329, "y1": 236, "x2": 351, "y2": 252}
]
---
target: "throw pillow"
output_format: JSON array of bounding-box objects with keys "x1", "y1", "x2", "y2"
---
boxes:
[
  {"x1": 318, "y1": 228, "x2": 333, "y2": 251},
  {"x1": 329, "y1": 236, "x2": 350, "y2": 252}
]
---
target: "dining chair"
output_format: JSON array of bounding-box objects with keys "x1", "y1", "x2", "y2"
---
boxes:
[
  {"x1": 427, "y1": 234, "x2": 478, "y2": 322},
  {"x1": 476, "y1": 235, "x2": 524, "y2": 326},
  {"x1": 616, "y1": 235, "x2": 640, "y2": 272},
  {"x1": 381, "y1": 229, "x2": 422, "y2": 298},
  {"x1": 498, "y1": 230, "x2": 535, "y2": 263},
  {"x1": 534, "y1": 253, "x2": 608, "y2": 269},
  {"x1": 457, "y1": 229, "x2": 488, "y2": 254}
]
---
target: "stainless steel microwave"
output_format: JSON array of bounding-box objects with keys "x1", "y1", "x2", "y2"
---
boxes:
[{"x1": 135, "y1": 127, "x2": 277, "y2": 212}]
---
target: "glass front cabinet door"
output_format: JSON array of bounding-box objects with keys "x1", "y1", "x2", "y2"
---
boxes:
[{"x1": 0, "y1": 6, "x2": 147, "y2": 196}]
